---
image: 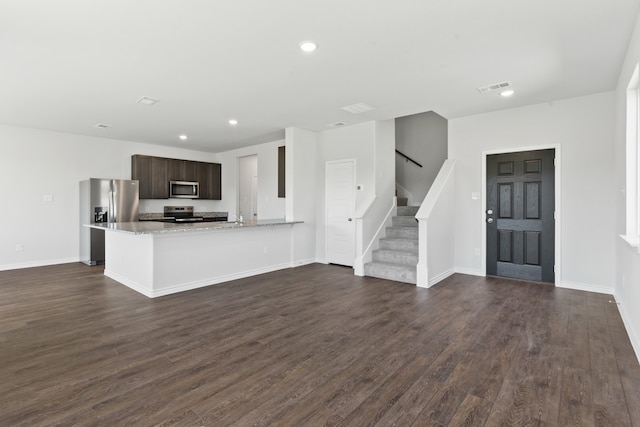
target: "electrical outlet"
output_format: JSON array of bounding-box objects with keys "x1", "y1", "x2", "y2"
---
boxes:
[
  {"x1": 474, "y1": 248, "x2": 481, "y2": 256},
  {"x1": 15, "y1": 244, "x2": 23, "y2": 252}
]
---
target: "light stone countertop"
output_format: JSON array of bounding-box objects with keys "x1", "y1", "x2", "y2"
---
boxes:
[{"x1": 86, "y1": 219, "x2": 301, "y2": 235}]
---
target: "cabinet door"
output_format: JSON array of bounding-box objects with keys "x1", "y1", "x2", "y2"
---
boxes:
[
  {"x1": 168, "y1": 159, "x2": 183, "y2": 181},
  {"x1": 131, "y1": 155, "x2": 153, "y2": 199},
  {"x1": 196, "y1": 162, "x2": 213, "y2": 199},
  {"x1": 184, "y1": 161, "x2": 198, "y2": 182},
  {"x1": 151, "y1": 157, "x2": 169, "y2": 198},
  {"x1": 211, "y1": 163, "x2": 221, "y2": 200},
  {"x1": 131, "y1": 155, "x2": 169, "y2": 199}
]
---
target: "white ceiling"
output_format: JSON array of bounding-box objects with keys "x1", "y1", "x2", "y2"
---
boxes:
[{"x1": 1, "y1": 0, "x2": 639, "y2": 152}]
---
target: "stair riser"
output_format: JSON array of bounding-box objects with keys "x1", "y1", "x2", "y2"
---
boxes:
[
  {"x1": 397, "y1": 206, "x2": 419, "y2": 217},
  {"x1": 380, "y1": 239, "x2": 419, "y2": 252},
  {"x1": 392, "y1": 216, "x2": 418, "y2": 227},
  {"x1": 386, "y1": 227, "x2": 418, "y2": 239},
  {"x1": 364, "y1": 263, "x2": 416, "y2": 284},
  {"x1": 373, "y1": 250, "x2": 418, "y2": 266}
]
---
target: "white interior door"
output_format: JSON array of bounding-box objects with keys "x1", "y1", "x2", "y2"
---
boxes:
[
  {"x1": 326, "y1": 160, "x2": 356, "y2": 267},
  {"x1": 251, "y1": 175, "x2": 258, "y2": 219}
]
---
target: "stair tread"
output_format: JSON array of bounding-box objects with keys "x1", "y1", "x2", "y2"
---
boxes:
[
  {"x1": 374, "y1": 248, "x2": 418, "y2": 255},
  {"x1": 381, "y1": 236, "x2": 418, "y2": 241},
  {"x1": 366, "y1": 260, "x2": 415, "y2": 269}
]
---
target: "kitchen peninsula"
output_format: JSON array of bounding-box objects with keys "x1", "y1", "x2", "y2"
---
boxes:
[{"x1": 89, "y1": 219, "x2": 301, "y2": 298}]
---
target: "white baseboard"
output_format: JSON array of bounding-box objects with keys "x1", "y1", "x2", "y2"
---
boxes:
[
  {"x1": 614, "y1": 292, "x2": 640, "y2": 365},
  {"x1": 104, "y1": 270, "x2": 154, "y2": 298},
  {"x1": 107, "y1": 262, "x2": 296, "y2": 298},
  {"x1": 0, "y1": 257, "x2": 80, "y2": 272},
  {"x1": 454, "y1": 267, "x2": 484, "y2": 277},
  {"x1": 429, "y1": 268, "x2": 455, "y2": 287},
  {"x1": 291, "y1": 258, "x2": 317, "y2": 267},
  {"x1": 557, "y1": 280, "x2": 613, "y2": 295}
]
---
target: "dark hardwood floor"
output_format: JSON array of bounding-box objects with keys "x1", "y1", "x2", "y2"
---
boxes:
[{"x1": 1, "y1": 263, "x2": 639, "y2": 426}]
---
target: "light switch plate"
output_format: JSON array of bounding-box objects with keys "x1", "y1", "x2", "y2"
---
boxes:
[{"x1": 43, "y1": 194, "x2": 53, "y2": 202}]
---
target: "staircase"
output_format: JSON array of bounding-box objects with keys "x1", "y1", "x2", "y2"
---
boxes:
[{"x1": 364, "y1": 206, "x2": 419, "y2": 284}]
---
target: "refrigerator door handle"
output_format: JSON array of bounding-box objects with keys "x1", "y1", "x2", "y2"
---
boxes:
[{"x1": 109, "y1": 191, "x2": 115, "y2": 223}]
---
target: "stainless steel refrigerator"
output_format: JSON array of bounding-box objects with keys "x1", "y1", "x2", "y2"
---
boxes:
[{"x1": 79, "y1": 178, "x2": 139, "y2": 265}]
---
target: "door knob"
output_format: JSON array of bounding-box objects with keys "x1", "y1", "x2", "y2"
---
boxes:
[
  {"x1": 486, "y1": 209, "x2": 493, "y2": 215},
  {"x1": 487, "y1": 218, "x2": 494, "y2": 223}
]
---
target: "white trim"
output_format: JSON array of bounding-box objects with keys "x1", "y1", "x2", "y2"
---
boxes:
[
  {"x1": 107, "y1": 262, "x2": 296, "y2": 298},
  {"x1": 620, "y1": 233, "x2": 640, "y2": 248},
  {"x1": 290, "y1": 258, "x2": 317, "y2": 267},
  {"x1": 481, "y1": 143, "x2": 562, "y2": 285},
  {"x1": 557, "y1": 280, "x2": 613, "y2": 295},
  {"x1": 454, "y1": 267, "x2": 484, "y2": 277},
  {"x1": 429, "y1": 268, "x2": 455, "y2": 287},
  {"x1": 614, "y1": 291, "x2": 640, "y2": 364},
  {"x1": 0, "y1": 257, "x2": 80, "y2": 271}
]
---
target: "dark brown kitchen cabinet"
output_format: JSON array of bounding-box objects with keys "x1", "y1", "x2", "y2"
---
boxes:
[
  {"x1": 196, "y1": 162, "x2": 221, "y2": 200},
  {"x1": 131, "y1": 155, "x2": 169, "y2": 199},
  {"x1": 132, "y1": 154, "x2": 221, "y2": 200},
  {"x1": 168, "y1": 159, "x2": 197, "y2": 182}
]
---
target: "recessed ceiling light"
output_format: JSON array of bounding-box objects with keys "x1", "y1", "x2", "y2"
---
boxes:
[
  {"x1": 136, "y1": 96, "x2": 160, "y2": 106},
  {"x1": 179, "y1": 134, "x2": 188, "y2": 141},
  {"x1": 500, "y1": 90, "x2": 515, "y2": 97},
  {"x1": 299, "y1": 41, "x2": 317, "y2": 52},
  {"x1": 228, "y1": 119, "x2": 238, "y2": 126}
]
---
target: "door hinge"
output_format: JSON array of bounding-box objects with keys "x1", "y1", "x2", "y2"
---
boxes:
[
  {"x1": 553, "y1": 211, "x2": 556, "y2": 220},
  {"x1": 554, "y1": 264, "x2": 556, "y2": 273},
  {"x1": 553, "y1": 157, "x2": 556, "y2": 166}
]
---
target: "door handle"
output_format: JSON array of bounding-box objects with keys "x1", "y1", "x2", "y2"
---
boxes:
[{"x1": 487, "y1": 218, "x2": 494, "y2": 223}]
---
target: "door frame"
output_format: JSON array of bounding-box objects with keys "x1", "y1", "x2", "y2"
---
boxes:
[
  {"x1": 325, "y1": 158, "x2": 357, "y2": 266},
  {"x1": 481, "y1": 143, "x2": 562, "y2": 284}
]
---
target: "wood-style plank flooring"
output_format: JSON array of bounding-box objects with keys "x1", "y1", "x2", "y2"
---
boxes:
[{"x1": 1, "y1": 263, "x2": 639, "y2": 426}]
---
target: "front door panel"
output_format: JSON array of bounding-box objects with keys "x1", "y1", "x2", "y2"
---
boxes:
[{"x1": 486, "y1": 150, "x2": 555, "y2": 283}]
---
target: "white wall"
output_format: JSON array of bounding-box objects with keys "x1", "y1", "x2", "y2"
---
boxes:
[
  {"x1": 614, "y1": 12, "x2": 640, "y2": 360},
  {"x1": 314, "y1": 122, "x2": 378, "y2": 262},
  {"x1": 213, "y1": 139, "x2": 286, "y2": 220},
  {"x1": 0, "y1": 124, "x2": 219, "y2": 270},
  {"x1": 395, "y1": 111, "x2": 448, "y2": 204},
  {"x1": 449, "y1": 92, "x2": 616, "y2": 292},
  {"x1": 285, "y1": 127, "x2": 317, "y2": 265}
]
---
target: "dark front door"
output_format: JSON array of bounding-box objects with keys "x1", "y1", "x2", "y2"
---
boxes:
[{"x1": 486, "y1": 149, "x2": 555, "y2": 283}]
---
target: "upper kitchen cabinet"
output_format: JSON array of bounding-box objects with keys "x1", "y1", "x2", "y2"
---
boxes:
[
  {"x1": 196, "y1": 162, "x2": 221, "y2": 200},
  {"x1": 131, "y1": 155, "x2": 169, "y2": 199},
  {"x1": 168, "y1": 159, "x2": 197, "y2": 182},
  {"x1": 132, "y1": 155, "x2": 221, "y2": 200}
]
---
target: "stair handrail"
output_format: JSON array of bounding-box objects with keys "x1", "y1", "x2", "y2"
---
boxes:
[{"x1": 395, "y1": 149, "x2": 423, "y2": 168}]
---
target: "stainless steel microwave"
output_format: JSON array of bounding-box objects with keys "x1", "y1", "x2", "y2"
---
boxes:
[{"x1": 170, "y1": 181, "x2": 199, "y2": 199}]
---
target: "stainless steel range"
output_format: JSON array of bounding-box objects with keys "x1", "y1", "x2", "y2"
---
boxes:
[{"x1": 161, "y1": 206, "x2": 226, "y2": 223}]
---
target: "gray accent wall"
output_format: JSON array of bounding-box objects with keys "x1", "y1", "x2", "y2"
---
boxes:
[{"x1": 395, "y1": 111, "x2": 448, "y2": 205}]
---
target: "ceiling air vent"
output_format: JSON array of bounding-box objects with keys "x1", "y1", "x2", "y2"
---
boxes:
[
  {"x1": 477, "y1": 81, "x2": 512, "y2": 94},
  {"x1": 340, "y1": 102, "x2": 375, "y2": 114},
  {"x1": 329, "y1": 122, "x2": 346, "y2": 127},
  {"x1": 136, "y1": 96, "x2": 160, "y2": 106},
  {"x1": 93, "y1": 123, "x2": 110, "y2": 129}
]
